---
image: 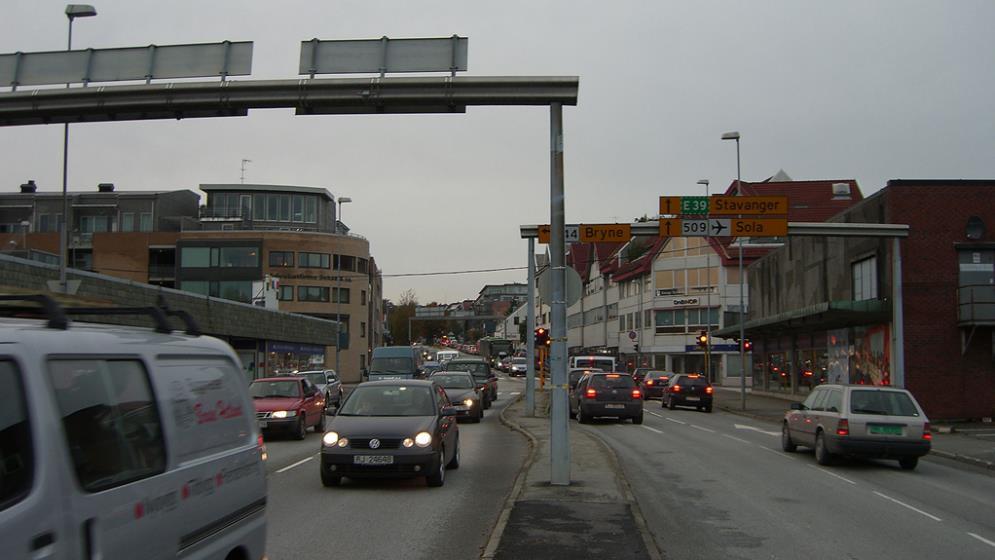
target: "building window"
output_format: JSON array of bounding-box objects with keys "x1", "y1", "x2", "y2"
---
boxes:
[
  {"x1": 333, "y1": 287, "x2": 350, "y2": 304},
  {"x1": 645, "y1": 310, "x2": 653, "y2": 327},
  {"x1": 218, "y1": 247, "x2": 259, "y2": 268},
  {"x1": 304, "y1": 198, "x2": 317, "y2": 223},
  {"x1": 47, "y1": 359, "x2": 165, "y2": 492},
  {"x1": 267, "y1": 195, "x2": 279, "y2": 220},
  {"x1": 358, "y1": 258, "x2": 369, "y2": 274},
  {"x1": 269, "y1": 251, "x2": 294, "y2": 267},
  {"x1": 298, "y1": 286, "x2": 330, "y2": 302},
  {"x1": 139, "y1": 213, "x2": 153, "y2": 232},
  {"x1": 121, "y1": 213, "x2": 135, "y2": 232},
  {"x1": 180, "y1": 280, "x2": 209, "y2": 295},
  {"x1": 292, "y1": 196, "x2": 304, "y2": 222},
  {"x1": 217, "y1": 281, "x2": 253, "y2": 302},
  {"x1": 360, "y1": 322, "x2": 366, "y2": 337},
  {"x1": 37, "y1": 214, "x2": 52, "y2": 233},
  {"x1": 852, "y1": 257, "x2": 877, "y2": 301},
  {"x1": 180, "y1": 247, "x2": 210, "y2": 268},
  {"x1": 361, "y1": 290, "x2": 367, "y2": 305},
  {"x1": 278, "y1": 285, "x2": 294, "y2": 301},
  {"x1": 79, "y1": 216, "x2": 110, "y2": 233},
  {"x1": 336, "y1": 255, "x2": 356, "y2": 272},
  {"x1": 299, "y1": 252, "x2": 330, "y2": 268},
  {"x1": 253, "y1": 194, "x2": 266, "y2": 220},
  {"x1": 279, "y1": 196, "x2": 291, "y2": 222}
]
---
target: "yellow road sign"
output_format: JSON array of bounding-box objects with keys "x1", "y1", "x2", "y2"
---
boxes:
[
  {"x1": 709, "y1": 196, "x2": 788, "y2": 216},
  {"x1": 580, "y1": 224, "x2": 631, "y2": 242},
  {"x1": 659, "y1": 196, "x2": 683, "y2": 215},
  {"x1": 658, "y1": 218, "x2": 682, "y2": 237},
  {"x1": 730, "y1": 218, "x2": 788, "y2": 237}
]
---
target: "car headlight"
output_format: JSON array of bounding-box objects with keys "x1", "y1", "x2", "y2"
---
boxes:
[
  {"x1": 322, "y1": 431, "x2": 339, "y2": 446},
  {"x1": 463, "y1": 398, "x2": 474, "y2": 407},
  {"x1": 337, "y1": 438, "x2": 349, "y2": 448},
  {"x1": 414, "y1": 432, "x2": 432, "y2": 447},
  {"x1": 402, "y1": 438, "x2": 414, "y2": 448},
  {"x1": 272, "y1": 410, "x2": 297, "y2": 419}
]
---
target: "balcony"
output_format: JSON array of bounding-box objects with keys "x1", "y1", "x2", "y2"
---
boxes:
[{"x1": 958, "y1": 284, "x2": 995, "y2": 325}]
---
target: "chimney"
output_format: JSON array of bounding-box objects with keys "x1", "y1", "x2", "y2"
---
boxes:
[
  {"x1": 831, "y1": 182, "x2": 852, "y2": 200},
  {"x1": 19, "y1": 180, "x2": 37, "y2": 193},
  {"x1": 97, "y1": 183, "x2": 115, "y2": 193}
]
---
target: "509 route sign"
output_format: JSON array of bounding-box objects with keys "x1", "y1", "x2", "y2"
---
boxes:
[
  {"x1": 538, "y1": 223, "x2": 631, "y2": 244},
  {"x1": 659, "y1": 218, "x2": 788, "y2": 237}
]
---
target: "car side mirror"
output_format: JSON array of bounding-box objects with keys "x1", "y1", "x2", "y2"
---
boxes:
[
  {"x1": 441, "y1": 406, "x2": 457, "y2": 417},
  {"x1": 790, "y1": 402, "x2": 804, "y2": 410}
]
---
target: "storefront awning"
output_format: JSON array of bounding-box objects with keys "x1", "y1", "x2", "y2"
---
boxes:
[{"x1": 714, "y1": 299, "x2": 890, "y2": 338}]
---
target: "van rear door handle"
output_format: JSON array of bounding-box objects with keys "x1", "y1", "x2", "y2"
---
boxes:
[{"x1": 31, "y1": 532, "x2": 55, "y2": 550}]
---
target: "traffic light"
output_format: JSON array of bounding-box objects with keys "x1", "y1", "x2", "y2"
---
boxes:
[
  {"x1": 534, "y1": 327, "x2": 549, "y2": 347},
  {"x1": 696, "y1": 330, "x2": 709, "y2": 348},
  {"x1": 742, "y1": 339, "x2": 753, "y2": 352}
]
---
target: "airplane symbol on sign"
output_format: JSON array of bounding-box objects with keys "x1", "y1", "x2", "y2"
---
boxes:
[{"x1": 711, "y1": 220, "x2": 727, "y2": 235}]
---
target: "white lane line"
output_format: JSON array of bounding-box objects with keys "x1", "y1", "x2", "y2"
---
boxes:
[
  {"x1": 759, "y1": 446, "x2": 794, "y2": 459},
  {"x1": 722, "y1": 433, "x2": 751, "y2": 444},
  {"x1": 690, "y1": 424, "x2": 716, "y2": 433},
  {"x1": 873, "y1": 491, "x2": 942, "y2": 522},
  {"x1": 510, "y1": 391, "x2": 521, "y2": 395},
  {"x1": 642, "y1": 426, "x2": 664, "y2": 435},
  {"x1": 734, "y1": 423, "x2": 780, "y2": 437},
  {"x1": 808, "y1": 465, "x2": 857, "y2": 485},
  {"x1": 648, "y1": 411, "x2": 663, "y2": 418},
  {"x1": 665, "y1": 417, "x2": 687, "y2": 425},
  {"x1": 967, "y1": 533, "x2": 995, "y2": 549},
  {"x1": 276, "y1": 455, "x2": 314, "y2": 474}
]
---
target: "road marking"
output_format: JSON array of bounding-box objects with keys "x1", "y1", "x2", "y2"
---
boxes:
[
  {"x1": 968, "y1": 533, "x2": 995, "y2": 549},
  {"x1": 722, "y1": 434, "x2": 751, "y2": 444},
  {"x1": 642, "y1": 426, "x2": 664, "y2": 435},
  {"x1": 759, "y1": 446, "x2": 794, "y2": 459},
  {"x1": 690, "y1": 424, "x2": 716, "y2": 433},
  {"x1": 276, "y1": 455, "x2": 314, "y2": 474},
  {"x1": 734, "y1": 423, "x2": 780, "y2": 436},
  {"x1": 648, "y1": 411, "x2": 663, "y2": 418},
  {"x1": 808, "y1": 465, "x2": 856, "y2": 485},
  {"x1": 510, "y1": 391, "x2": 521, "y2": 395},
  {"x1": 665, "y1": 417, "x2": 687, "y2": 425},
  {"x1": 873, "y1": 491, "x2": 942, "y2": 522}
]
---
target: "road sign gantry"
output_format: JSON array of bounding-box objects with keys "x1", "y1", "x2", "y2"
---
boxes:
[{"x1": 658, "y1": 195, "x2": 789, "y2": 237}]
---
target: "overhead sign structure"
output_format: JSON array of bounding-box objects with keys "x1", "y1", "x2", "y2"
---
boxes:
[
  {"x1": 658, "y1": 195, "x2": 788, "y2": 216},
  {"x1": 300, "y1": 35, "x2": 468, "y2": 77},
  {"x1": 658, "y1": 218, "x2": 788, "y2": 237},
  {"x1": 537, "y1": 223, "x2": 631, "y2": 244}
]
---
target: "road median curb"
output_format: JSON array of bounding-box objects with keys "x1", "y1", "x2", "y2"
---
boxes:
[
  {"x1": 929, "y1": 449, "x2": 995, "y2": 472},
  {"x1": 481, "y1": 394, "x2": 535, "y2": 559}
]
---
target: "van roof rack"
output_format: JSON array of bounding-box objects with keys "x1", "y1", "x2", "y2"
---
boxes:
[{"x1": 0, "y1": 294, "x2": 202, "y2": 335}]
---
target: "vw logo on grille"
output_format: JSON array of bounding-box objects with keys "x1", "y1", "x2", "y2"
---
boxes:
[{"x1": 369, "y1": 438, "x2": 381, "y2": 449}]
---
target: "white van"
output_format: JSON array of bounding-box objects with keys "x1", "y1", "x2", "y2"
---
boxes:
[
  {"x1": 570, "y1": 355, "x2": 618, "y2": 372},
  {"x1": 0, "y1": 298, "x2": 266, "y2": 560},
  {"x1": 436, "y1": 350, "x2": 459, "y2": 363}
]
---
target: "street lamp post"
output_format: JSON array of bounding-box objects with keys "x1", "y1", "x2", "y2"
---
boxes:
[
  {"x1": 696, "y1": 179, "x2": 712, "y2": 382},
  {"x1": 721, "y1": 131, "x2": 746, "y2": 411},
  {"x1": 335, "y1": 196, "x2": 352, "y2": 374},
  {"x1": 59, "y1": 4, "x2": 97, "y2": 293}
]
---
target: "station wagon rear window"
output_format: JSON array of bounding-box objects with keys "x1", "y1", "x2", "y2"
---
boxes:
[{"x1": 849, "y1": 390, "x2": 920, "y2": 417}]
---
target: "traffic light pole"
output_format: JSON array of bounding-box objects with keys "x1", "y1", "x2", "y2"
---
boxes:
[
  {"x1": 526, "y1": 236, "x2": 536, "y2": 416},
  {"x1": 549, "y1": 102, "x2": 570, "y2": 486}
]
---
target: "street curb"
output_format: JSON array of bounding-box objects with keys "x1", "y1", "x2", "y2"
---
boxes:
[
  {"x1": 581, "y1": 426, "x2": 664, "y2": 560},
  {"x1": 480, "y1": 394, "x2": 536, "y2": 560}
]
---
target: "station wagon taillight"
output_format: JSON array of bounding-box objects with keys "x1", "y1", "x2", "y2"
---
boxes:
[
  {"x1": 923, "y1": 422, "x2": 932, "y2": 440},
  {"x1": 585, "y1": 388, "x2": 597, "y2": 399},
  {"x1": 836, "y1": 419, "x2": 850, "y2": 436}
]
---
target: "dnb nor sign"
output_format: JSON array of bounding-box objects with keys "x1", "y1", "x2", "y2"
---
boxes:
[{"x1": 538, "y1": 223, "x2": 631, "y2": 244}]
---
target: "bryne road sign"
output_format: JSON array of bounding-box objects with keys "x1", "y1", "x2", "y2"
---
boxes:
[{"x1": 538, "y1": 223, "x2": 631, "y2": 244}]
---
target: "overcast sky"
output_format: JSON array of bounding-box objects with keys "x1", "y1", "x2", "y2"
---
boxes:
[{"x1": 3, "y1": 1, "x2": 994, "y2": 303}]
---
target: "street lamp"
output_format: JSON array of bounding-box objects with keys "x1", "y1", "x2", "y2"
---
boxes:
[
  {"x1": 59, "y1": 4, "x2": 97, "y2": 293},
  {"x1": 696, "y1": 179, "x2": 712, "y2": 382},
  {"x1": 335, "y1": 196, "x2": 352, "y2": 374},
  {"x1": 721, "y1": 131, "x2": 746, "y2": 410}
]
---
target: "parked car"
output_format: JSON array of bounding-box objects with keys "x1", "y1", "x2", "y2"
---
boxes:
[
  {"x1": 662, "y1": 373, "x2": 713, "y2": 412},
  {"x1": 444, "y1": 358, "x2": 497, "y2": 407},
  {"x1": 430, "y1": 371, "x2": 484, "y2": 422},
  {"x1": 509, "y1": 357, "x2": 529, "y2": 377},
  {"x1": 299, "y1": 369, "x2": 343, "y2": 409},
  {"x1": 570, "y1": 372, "x2": 644, "y2": 424},
  {"x1": 320, "y1": 380, "x2": 460, "y2": 487},
  {"x1": 0, "y1": 296, "x2": 266, "y2": 560},
  {"x1": 781, "y1": 384, "x2": 931, "y2": 470},
  {"x1": 639, "y1": 371, "x2": 672, "y2": 400},
  {"x1": 251, "y1": 376, "x2": 327, "y2": 439}
]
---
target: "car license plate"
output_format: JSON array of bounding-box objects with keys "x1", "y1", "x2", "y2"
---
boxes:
[
  {"x1": 258, "y1": 421, "x2": 267, "y2": 429},
  {"x1": 869, "y1": 425, "x2": 903, "y2": 435},
  {"x1": 686, "y1": 397, "x2": 700, "y2": 402},
  {"x1": 605, "y1": 404, "x2": 625, "y2": 409},
  {"x1": 354, "y1": 455, "x2": 393, "y2": 465}
]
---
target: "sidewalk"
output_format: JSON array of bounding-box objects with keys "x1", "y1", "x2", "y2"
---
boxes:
[
  {"x1": 483, "y1": 391, "x2": 660, "y2": 560},
  {"x1": 713, "y1": 386, "x2": 995, "y2": 472}
]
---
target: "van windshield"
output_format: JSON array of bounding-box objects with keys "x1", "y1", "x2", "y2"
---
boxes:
[{"x1": 370, "y1": 357, "x2": 414, "y2": 374}]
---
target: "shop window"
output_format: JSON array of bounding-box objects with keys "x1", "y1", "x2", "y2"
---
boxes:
[{"x1": 47, "y1": 359, "x2": 165, "y2": 493}]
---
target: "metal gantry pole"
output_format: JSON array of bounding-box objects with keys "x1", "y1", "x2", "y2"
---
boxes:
[
  {"x1": 526, "y1": 237, "x2": 537, "y2": 416},
  {"x1": 549, "y1": 102, "x2": 570, "y2": 485}
]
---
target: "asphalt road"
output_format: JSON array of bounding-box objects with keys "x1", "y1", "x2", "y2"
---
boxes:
[
  {"x1": 262, "y1": 372, "x2": 528, "y2": 560},
  {"x1": 580, "y1": 399, "x2": 995, "y2": 560}
]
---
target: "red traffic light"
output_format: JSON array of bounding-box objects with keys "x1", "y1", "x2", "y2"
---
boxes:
[{"x1": 742, "y1": 339, "x2": 753, "y2": 351}]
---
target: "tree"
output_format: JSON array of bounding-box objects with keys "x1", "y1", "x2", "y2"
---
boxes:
[{"x1": 387, "y1": 289, "x2": 418, "y2": 345}]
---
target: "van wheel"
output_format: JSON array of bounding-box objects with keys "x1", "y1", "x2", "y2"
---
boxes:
[
  {"x1": 899, "y1": 457, "x2": 919, "y2": 470},
  {"x1": 294, "y1": 416, "x2": 307, "y2": 440},
  {"x1": 815, "y1": 431, "x2": 834, "y2": 465}
]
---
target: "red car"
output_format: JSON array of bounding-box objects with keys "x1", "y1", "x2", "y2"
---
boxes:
[{"x1": 251, "y1": 376, "x2": 326, "y2": 439}]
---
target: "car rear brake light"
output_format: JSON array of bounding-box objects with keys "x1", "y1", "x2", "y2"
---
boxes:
[
  {"x1": 705, "y1": 386, "x2": 714, "y2": 395},
  {"x1": 585, "y1": 388, "x2": 597, "y2": 399},
  {"x1": 257, "y1": 434, "x2": 268, "y2": 461},
  {"x1": 836, "y1": 419, "x2": 850, "y2": 436},
  {"x1": 646, "y1": 380, "x2": 654, "y2": 386},
  {"x1": 923, "y1": 422, "x2": 932, "y2": 440},
  {"x1": 631, "y1": 389, "x2": 641, "y2": 399},
  {"x1": 671, "y1": 385, "x2": 681, "y2": 392},
  {"x1": 606, "y1": 374, "x2": 621, "y2": 378}
]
